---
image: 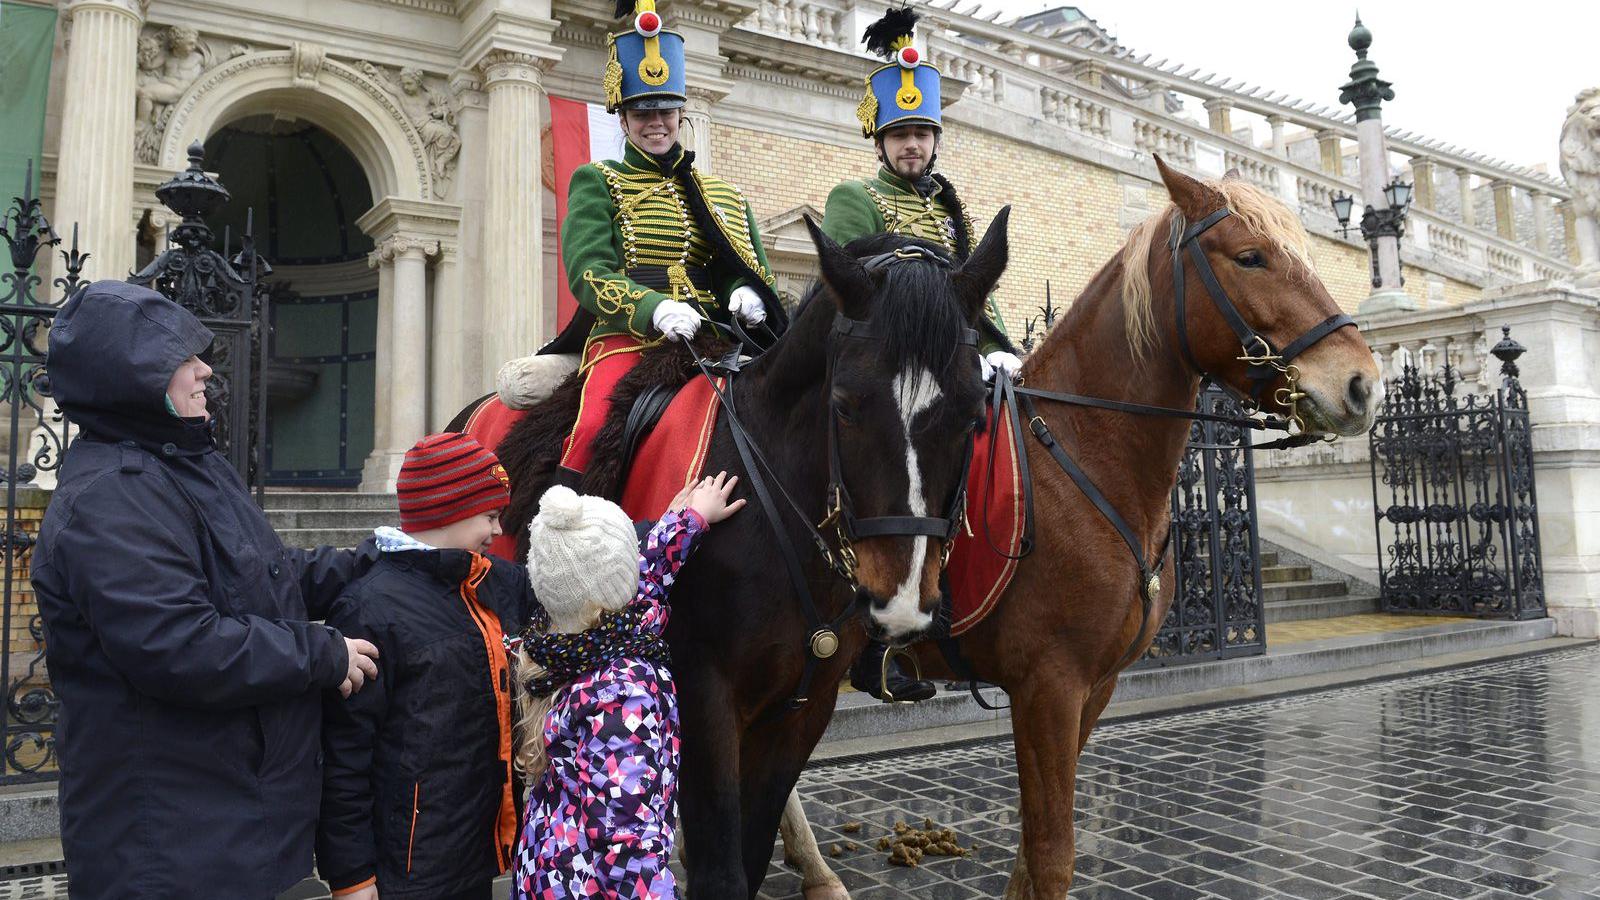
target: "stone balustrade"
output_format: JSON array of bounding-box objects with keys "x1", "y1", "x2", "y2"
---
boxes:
[{"x1": 751, "y1": 0, "x2": 853, "y2": 51}]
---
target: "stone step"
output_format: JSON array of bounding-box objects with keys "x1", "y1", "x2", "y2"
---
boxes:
[
  {"x1": 261, "y1": 491, "x2": 397, "y2": 511},
  {"x1": 266, "y1": 509, "x2": 396, "y2": 530},
  {"x1": 1195, "y1": 550, "x2": 1279, "y2": 568},
  {"x1": 1262, "y1": 578, "x2": 1347, "y2": 603},
  {"x1": 1264, "y1": 592, "x2": 1380, "y2": 623},
  {"x1": 819, "y1": 615, "x2": 1560, "y2": 745},
  {"x1": 1259, "y1": 564, "x2": 1313, "y2": 584},
  {"x1": 277, "y1": 527, "x2": 374, "y2": 549}
]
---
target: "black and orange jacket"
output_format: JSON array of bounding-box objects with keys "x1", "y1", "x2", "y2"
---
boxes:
[{"x1": 315, "y1": 548, "x2": 534, "y2": 899}]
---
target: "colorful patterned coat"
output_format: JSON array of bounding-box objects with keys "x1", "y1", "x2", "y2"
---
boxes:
[{"x1": 511, "y1": 508, "x2": 705, "y2": 900}]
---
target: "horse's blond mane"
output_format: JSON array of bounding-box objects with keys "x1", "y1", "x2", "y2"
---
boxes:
[{"x1": 1120, "y1": 178, "x2": 1316, "y2": 362}]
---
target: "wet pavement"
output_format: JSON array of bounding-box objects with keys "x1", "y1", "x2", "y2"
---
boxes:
[
  {"x1": 759, "y1": 645, "x2": 1600, "y2": 899},
  {"x1": 8, "y1": 646, "x2": 1596, "y2": 899}
]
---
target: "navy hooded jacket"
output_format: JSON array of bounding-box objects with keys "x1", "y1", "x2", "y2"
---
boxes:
[{"x1": 30, "y1": 281, "x2": 377, "y2": 899}]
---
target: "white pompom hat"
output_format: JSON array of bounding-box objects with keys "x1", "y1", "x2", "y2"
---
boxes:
[{"x1": 526, "y1": 485, "x2": 639, "y2": 633}]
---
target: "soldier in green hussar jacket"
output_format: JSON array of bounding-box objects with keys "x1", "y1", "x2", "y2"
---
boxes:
[
  {"x1": 823, "y1": 6, "x2": 1023, "y2": 703},
  {"x1": 540, "y1": 0, "x2": 784, "y2": 483},
  {"x1": 821, "y1": 5, "x2": 1020, "y2": 383}
]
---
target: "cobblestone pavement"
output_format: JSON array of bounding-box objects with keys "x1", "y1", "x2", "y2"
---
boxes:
[
  {"x1": 6, "y1": 647, "x2": 1596, "y2": 899},
  {"x1": 759, "y1": 646, "x2": 1600, "y2": 899}
]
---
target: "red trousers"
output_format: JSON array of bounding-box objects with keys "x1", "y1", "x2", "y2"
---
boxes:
[{"x1": 559, "y1": 335, "x2": 650, "y2": 473}]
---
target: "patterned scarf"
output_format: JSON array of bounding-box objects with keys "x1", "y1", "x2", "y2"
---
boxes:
[{"x1": 511, "y1": 602, "x2": 672, "y2": 698}]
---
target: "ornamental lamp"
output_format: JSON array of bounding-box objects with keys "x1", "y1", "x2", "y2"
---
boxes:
[
  {"x1": 1331, "y1": 191, "x2": 1355, "y2": 236},
  {"x1": 1384, "y1": 178, "x2": 1413, "y2": 212}
]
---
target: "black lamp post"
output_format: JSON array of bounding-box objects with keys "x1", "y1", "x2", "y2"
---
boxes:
[{"x1": 1331, "y1": 176, "x2": 1413, "y2": 288}]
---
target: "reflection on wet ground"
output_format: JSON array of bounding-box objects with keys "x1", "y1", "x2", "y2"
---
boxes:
[{"x1": 761, "y1": 646, "x2": 1600, "y2": 899}]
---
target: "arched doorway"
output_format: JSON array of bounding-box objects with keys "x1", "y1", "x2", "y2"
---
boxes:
[{"x1": 205, "y1": 116, "x2": 377, "y2": 486}]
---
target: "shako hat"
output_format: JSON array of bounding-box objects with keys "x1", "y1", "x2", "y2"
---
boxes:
[
  {"x1": 857, "y1": 5, "x2": 942, "y2": 138},
  {"x1": 605, "y1": 0, "x2": 687, "y2": 112}
]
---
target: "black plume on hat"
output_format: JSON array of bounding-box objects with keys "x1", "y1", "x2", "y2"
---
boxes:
[
  {"x1": 613, "y1": 0, "x2": 632, "y2": 19},
  {"x1": 863, "y1": 5, "x2": 919, "y2": 60}
]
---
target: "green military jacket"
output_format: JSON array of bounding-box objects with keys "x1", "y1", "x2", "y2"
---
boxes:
[
  {"x1": 821, "y1": 166, "x2": 1010, "y2": 354},
  {"x1": 560, "y1": 141, "x2": 776, "y2": 345}
]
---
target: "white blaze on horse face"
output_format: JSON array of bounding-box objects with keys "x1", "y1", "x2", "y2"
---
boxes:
[{"x1": 873, "y1": 366, "x2": 942, "y2": 637}]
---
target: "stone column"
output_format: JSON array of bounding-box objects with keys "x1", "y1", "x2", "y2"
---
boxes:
[
  {"x1": 1204, "y1": 98, "x2": 1232, "y2": 135},
  {"x1": 1456, "y1": 167, "x2": 1476, "y2": 228},
  {"x1": 1316, "y1": 129, "x2": 1343, "y2": 176},
  {"x1": 479, "y1": 51, "x2": 548, "y2": 385},
  {"x1": 1491, "y1": 179, "x2": 1516, "y2": 241},
  {"x1": 1069, "y1": 60, "x2": 1104, "y2": 89},
  {"x1": 1530, "y1": 190, "x2": 1552, "y2": 256},
  {"x1": 1266, "y1": 114, "x2": 1287, "y2": 155},
  {"x1": 1355, "y1": 113, "x2": 1407, "y2": 312},
  {"x1": 53, "y1": 0, "x2": 145, "y2": 280},
  {"x1": 1409, "y1": 156, "x2": 1436, "y2": 211},
  {"x1": 682, "y1": 87, "x2": 721, "y2": 173},
  {"x1": 360, "y1": 235, "x2": 438, "y2": 491},
  {"x1": 1558, "y1": 198, "x2": 1581, "y2": 266}
]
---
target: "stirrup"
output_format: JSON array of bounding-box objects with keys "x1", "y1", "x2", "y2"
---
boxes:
[{"x1": 879, "y1": 645, "x2": 925, "y2": 705}]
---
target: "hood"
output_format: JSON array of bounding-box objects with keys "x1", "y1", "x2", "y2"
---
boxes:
[{"x1": 48, "y1": 280, "x2": 217, "y2": 454}]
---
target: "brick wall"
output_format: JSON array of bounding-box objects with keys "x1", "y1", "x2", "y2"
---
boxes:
[{"x1": 715, "y1": 121, "x2": 1483, "y2": 333}]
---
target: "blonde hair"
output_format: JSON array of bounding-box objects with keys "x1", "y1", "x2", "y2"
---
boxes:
[
  {"x1": 509, "y1": 606, "x2": 605, "y2": 786},
  {"x1": 1120, "y1": 178, "x2": 1316, "y2": 362}
]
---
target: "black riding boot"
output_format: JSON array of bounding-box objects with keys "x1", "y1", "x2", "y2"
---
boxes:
[
  {"x1": 850, "y1": 640, "x2": 937, "y2": 703},
  {"x1": 552, "y1": 465, "x2": 584, "y2": 489}
]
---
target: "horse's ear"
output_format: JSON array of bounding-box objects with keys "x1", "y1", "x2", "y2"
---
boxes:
[
  {"x1": 1155, "y1": 154, "x2": 1224, "y2": 222},
  {"x1": 1222, "y1": 167, "x2": 1242, "y2": 181},
  {"x1": 953, "y1": 206, "x2": 1010, "y2": 322},
  {"x1": 804, "y1": 215, "x2": 872, "y2": 319}
]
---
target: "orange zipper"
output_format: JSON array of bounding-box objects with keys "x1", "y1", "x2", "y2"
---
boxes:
[{"x1": 406, "y1": 781, "x2": 420, "y2": 874}]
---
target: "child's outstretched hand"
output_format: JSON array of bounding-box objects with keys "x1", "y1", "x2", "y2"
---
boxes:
[{"x1": 685, "y1": 471, "x2": 746, "y2": 524}]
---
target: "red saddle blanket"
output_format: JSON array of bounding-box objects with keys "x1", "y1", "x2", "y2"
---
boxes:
[
  {"x1": 463, "y1": 380, "x2": 1023, "y2": 636},
  {"x1": 946, "y1": 402, "x2": 1026, "y2": 637}
]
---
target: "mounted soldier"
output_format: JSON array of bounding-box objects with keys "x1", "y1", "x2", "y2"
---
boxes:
[
  {"x1": 541, "y1": 0, "x2": 786, "y2": 485},
  {"x1": 822, "y1": 5, "x2": 1022, "y2": 703}
]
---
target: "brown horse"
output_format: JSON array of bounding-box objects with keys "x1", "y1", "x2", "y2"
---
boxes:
[{"x1": 781, "y1": 157, "x2": 1382, "y2": 897}]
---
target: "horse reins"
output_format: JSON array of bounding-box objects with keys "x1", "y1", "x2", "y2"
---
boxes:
[{"x1": 687, "y1": 244, "x2": 978, "y2": 709}]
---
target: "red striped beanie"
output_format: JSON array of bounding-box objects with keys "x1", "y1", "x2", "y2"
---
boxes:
[{"x1": 397, "y1": 433, "x2": 512, "y2": 532}]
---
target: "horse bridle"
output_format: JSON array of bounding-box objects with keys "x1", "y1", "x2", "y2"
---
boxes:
[
  {"x1": 1171, "y1": 207, "x2": 1356, "y2": 434},
  {"x1": 690, "y1": 244, "x2": 978, "y2": 709},
  {"x1": 943, "y1": 205, "x2": 1361, "y2": 709}
]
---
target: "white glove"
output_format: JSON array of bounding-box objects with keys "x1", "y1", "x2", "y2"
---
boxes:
[
  {"x1": 728, "y1": 285, "x2": 767, "y2": 326},
  {"x1": 983, "y1": 350, "x2": 1023, "y2": 382},
  {"x1": 651, "y1": 299, "x2": 702, "y2": 342}
]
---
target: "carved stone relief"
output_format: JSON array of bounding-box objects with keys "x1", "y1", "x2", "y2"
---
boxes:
[
  {"x1": 358, "y1": 62, "x2": 461, "y2": 199},
  {"x1": 135, "y1": 25, "x2": 249, "y2": 164}
]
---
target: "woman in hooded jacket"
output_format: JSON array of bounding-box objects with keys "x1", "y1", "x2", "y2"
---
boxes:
[{"x1": 30, "y1": 280, "x2": 382, "y2": 900}]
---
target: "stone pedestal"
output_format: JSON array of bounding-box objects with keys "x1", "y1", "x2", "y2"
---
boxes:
[{"x1": 53, "y1": 0, "x2": 144, "y2": 279}]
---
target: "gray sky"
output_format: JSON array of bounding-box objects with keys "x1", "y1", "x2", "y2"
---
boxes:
[{"x1": 983, "y1": 0, "x2": 1596, "y2": 176}]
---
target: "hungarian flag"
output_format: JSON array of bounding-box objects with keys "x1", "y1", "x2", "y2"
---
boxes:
[{"x1": 548, "y1": 97, "x2": 626, "y2": 329}]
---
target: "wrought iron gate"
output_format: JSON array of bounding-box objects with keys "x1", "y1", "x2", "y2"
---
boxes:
[
  {"x1": 1140, "y1": 383, "x2": 1267, "y2": 666},
  {"x1": 0, "y1": 144, "x2": 268, "y2": 785},
  {"x1": 129, "y1": 141, "x2": 271, "y2": 494},
  {"x1": 1369, "y1": 329, "x2": 1544, "y2": 619}
]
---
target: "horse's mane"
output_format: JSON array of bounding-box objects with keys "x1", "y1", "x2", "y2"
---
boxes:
[
  {"x1": 1119, "y1": 178, "x2": 1316, "y2": 361},
  {"x1": 789, "y1": 231, "x2": 971, "y2": 389}
]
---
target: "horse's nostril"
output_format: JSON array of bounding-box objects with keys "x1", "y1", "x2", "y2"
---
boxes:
[{"x1": 1347, "y1": 373, "x2": 1372, "y2": 409}]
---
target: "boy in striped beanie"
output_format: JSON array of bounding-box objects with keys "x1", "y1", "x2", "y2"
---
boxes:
[{"x1": 316, "y1": 432, "x2": 535, "y2": 900}]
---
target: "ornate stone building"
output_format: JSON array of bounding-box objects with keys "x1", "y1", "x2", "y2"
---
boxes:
[{"x1": 16, "y1": 0, "x2": 1578, "y2": 496}]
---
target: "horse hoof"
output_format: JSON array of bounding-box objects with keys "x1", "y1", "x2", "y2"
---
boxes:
[{"x1": 802, "y1": 881, "x2": 851, "y2": 900}]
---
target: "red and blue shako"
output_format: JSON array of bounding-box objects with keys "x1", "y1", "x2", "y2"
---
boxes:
[
  {"x1": 604, "y1": 0, "x2": 686, "y2": 112},
  {"x1": 857, "y1": 6, "x2": 943, "y2": 138}
]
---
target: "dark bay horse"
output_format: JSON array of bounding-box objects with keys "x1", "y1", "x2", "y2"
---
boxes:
[
  {"x1": 784, "y1": 157, "x2": 1383, "y2": 897},
  {"x1": 458, "y1": 213, "x2": 1011, "y2": 897}
]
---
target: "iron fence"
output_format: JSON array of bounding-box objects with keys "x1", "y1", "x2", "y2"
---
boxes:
[
  {"x1": 0, "y1": 162, "x2": 86, "y2": 784},
  {"x1": 1369, "y1": 329, "x2": 1544, "y2": 619},
  {"x1": 1139, "y1": 383, "x2": 1267, "y2": 666},
  {"x1": 0, "y1": 145, "x2": 268, "y2": 785}
]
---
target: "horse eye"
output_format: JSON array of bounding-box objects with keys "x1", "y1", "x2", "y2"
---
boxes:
[
  {"x1": 1234, "y1": 250, "x2": 1266, "y2": 269},
  {"x1": 832, "y1": 395, "x2": 858, "y2": 424}
]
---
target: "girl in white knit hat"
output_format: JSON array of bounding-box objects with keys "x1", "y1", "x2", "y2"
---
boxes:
[{"x1": 506, "y1": 473, "x2": 743, "y2": 900}]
